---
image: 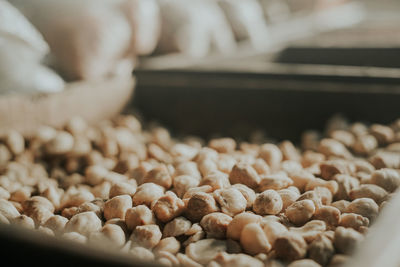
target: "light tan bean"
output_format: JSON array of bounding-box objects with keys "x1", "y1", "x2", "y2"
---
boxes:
[
  {"x1": 286, "y1": 200, "x2": 315, "y2": 225},
  {"x1": 130, "y1": 247, "x2": 155, "y2": 261},
  {"x1": 329, "y1": 130, "x2": 355, "y2": 148},
  {"x1": 200, "y1": 171, "x2": 230, "y2": 191},
  {"x1": 253, "y1": 190, "x2": 283, "y2": 216},
  {"x1": 297, "y1": 191, "x2": 322, "y2": 210},
  {"x1": 240, "y1": 223, "x2": 271, "y2": 255},
  {"x1": 305, "y1": 178, "x2": 338, "y2": 196},
  {"x1": 346, "y1": 198, "x2": 379, "y2": 222},
  {"x1": 200, "y1": 212, "x2": 232, "y2": 239},
  {"x1": 259, "y1": 144, "x2": 282, "y2": 171},
  {"x1": 333, "y1": 174, "x2": 359, "y2": 200},
  {"x1": 320, "y1": 160, "x2": 352, "y2": 180},
  {"x1": 232, "y1": 184, "x2": 256, "y2": 209},
  {"x1": 370, "y1": 124, "x2": 394, "y2": 145},
  {"x1": 214, "y1": 188, "x2": 246, "y2": 217},
  {"x1": 85, "y1": 165, "x2": 109, "y2": 186},
  {"x1": 22, "y1": 196, "x2": 55, "y2": 215},
  {"x1": 125, "y1": 205, "x2": 155, "y2": 231},
  {"x1": 308, "y1": 234, "x2": 334, "y2": 266},
  {"x1": 163, "y1": 216, "x2": 192, "y2": 237},
  {"x1": 370, "y1": 168, "x2": 400, "y2": 192},
  {"x1": 61, "y1": 191, "x2": 95, "y2": 209},
  {"x1": 353, "y1": 159, "x2": 375, "y2": 174},
  {"x1": 275, "y1": 232, "x2": 307, "y2": 261},
  {"x1": 130, "y1": 224, "x2": 162, "y2": 249},
  {"x1": 331, "y1": 200, "x2": 350, "y2": 213},
  {"x1": 11, "y1": 215, "x2": 35, "y2": 229},
  {"x1": 209, "y1": 138, "x2": 236, "y2": 153},
  {"x1": 132, "y1": 183, "x2": 164, "y2": 207},
  {"x1": 252, "y1": 159, "x2": 271, "y2": 175},
  {"x1": 61, "y1": 207, "x2": 79, "y2": 220},
  {"x1": 185, "y1": 223, "x2": 202, "y2": 236},
  {"x1": 288, "y1": 259, "x2": 321, "y2": 267},
  {"x1": 10, "y1": 187, "x2": 31, "y2": 203},
  {"x1": 312, "y1": 187, "x2": 332, "y2": 207},
  {"x1": 0, "y1": 199, "x2": 20, "y2": 220},
  {"x1": 43, "y1": 215, "x2": 68, "y2": 235},
  {"x1": 278, "y1": 189, "x2": 300, "y2": 211},
  {"x1": 62, "y1": 232, "x2": 87, "y2": 243},
  {"x1": 109, "y1": 182, "x2": 136, "y2": 198},
  {"x1": 329, "y1": 254, "x2": 350, "y2": 267},
  {"x1": 186, "y1": 239, "x2": 228, "y2": 265},
  {"x1": 173, "y1": 175, "x2": 200, "y2": 198},
  {"x1": 333, "y1": 226, "x2": 364, "y2": 254},
  {"x1": 4, "y1": 130, "x2": 25, "y2": 155},
  {"x1": 153, "y1": 237, "x2": 181, "y2": 255},
  {"x1": 152, "y1": 192, "x2": 185, "y2": 223},
  {"x1": 229, "y1": 163, "x2": 260, "y2": 189},
  {"x1": 212, "y1": 252, "x2": 264, "y2": 267},
  {"x1": 349, "y1": 184, "x2": 388, "y2": 204},
  {"x1": 280, "y1": 141, "x2": 301, "y2": 162},
  {"x1": 262, "y1": 220, "x2": 288, "y2": 246},
  {"x1": 0, "y1": 145, "x2": 12, "y2": 167},
  {"x1": 281, "y1": 160, "x2": 303, "y2": 176},
  {"x1": 289, "y1": 170, "x2": 315, "y2": 192},
  {"x1": 183, "y1": 186, "x2": 213, "y2": 200},
  {"x1": 313, "y1": 206, "x2": 340, "y2": 227},
  {"x1": 176, "y1": 253, "x2": 203, "y2": 267},
  {"x1": 143, "y1": 165, "x2": 172, "y2": 189},
  {"x1": 76, "y1": 200, "x2": 104, "y2": 219},
  {"x1": 170, "y1": 144, "x2": 198, "y2": 161},
  {"x1": 46, "y1": 131, "x2": 74, "y2": 155},
  {"x1": 227, "y1": 212, "x2": 262, "y2": 240},
  {"x1": 65, "y1": 211, "x2": 102, "y2": 236},
  {"x1": 259, "y1": 173, "x2": 293, "y2": 191},
  {"x1": 290, "y1": 219, "x2": 325, "y2": 241},
  {"x1": 339, "y1": 213, "x2": 369, "y2": 230},
  {"x1": 104, "y1": 195, "x2": 132, "y2": 220},
  {"x1": 318, "y1": 139, "x2": 352, "y2": 159},
  {"x1": 301, "y1": 131, "x2": 321, "y2": 151},
  {"x1": 353, "y1": 135, "x2": 378, "y2": 155},
  {"x1": 370, "y1": 151, "x2": 400, "y2": 169},
  {"x1": 90, "y1": 224, "x2": 126, "y2": 248},
  {"x1": 91, "y1": 181, "x2": 111, "y2": 199},
  {"x1": 301, "y1": 151, "x2": 325, "y2": 168},
  {"x1": 185, "y1": 192, "x2": 219, "y2": 222},
  {"x1": 175, "y1": 161, "x2": 201, "y2": 180}
]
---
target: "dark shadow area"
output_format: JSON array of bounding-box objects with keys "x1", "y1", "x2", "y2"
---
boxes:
[
  {"x1": 132, "y1": 70, "x2": 400, "y2": 142},
  {"x1": 276, "y1": 47, "x2": 400, "y2": 68}
]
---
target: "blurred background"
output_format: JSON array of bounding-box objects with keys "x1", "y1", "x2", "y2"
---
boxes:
[{"x1": 1, "y1": 0, "x2": 400, "y2": 139}]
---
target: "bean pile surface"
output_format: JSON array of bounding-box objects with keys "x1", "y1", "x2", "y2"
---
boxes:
[{"x1": 0, "y1": 115, "x2": 400, "y2": 267}]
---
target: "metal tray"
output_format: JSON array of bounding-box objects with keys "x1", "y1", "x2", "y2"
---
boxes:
[{"x1": 1, "y1": 46, "x2": 400, "y2": 266}]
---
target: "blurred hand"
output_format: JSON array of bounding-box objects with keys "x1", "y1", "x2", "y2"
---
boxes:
[
  {"x1": 0, "y1": 0, "x2": 64, "y2": 94},
  {"x1": 155, "y1": 0, "x2": 236, "y2": 57},
  {"x1": 11, "y1": 0, "x2": 161, "y2": 81},
  {"x1": 218, "y1": 0, "x2": 270, "y2": 50}
]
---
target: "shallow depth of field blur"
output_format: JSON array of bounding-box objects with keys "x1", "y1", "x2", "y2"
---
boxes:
[{"x1": 0, "y1": 0, "x2": 399, "y2": 95}]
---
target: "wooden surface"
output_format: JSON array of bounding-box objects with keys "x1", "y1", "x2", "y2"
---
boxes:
[{"x1": 0, "y1": 75, "x2": 135, "y2": 137}]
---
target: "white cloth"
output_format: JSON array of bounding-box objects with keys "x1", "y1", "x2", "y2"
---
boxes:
[
  {"x1": 0, "y1": 0, "x2": 64, "y2": 94},
  {"x1": 10, "y1": 0, "x2": 161, "y2": 81}
]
